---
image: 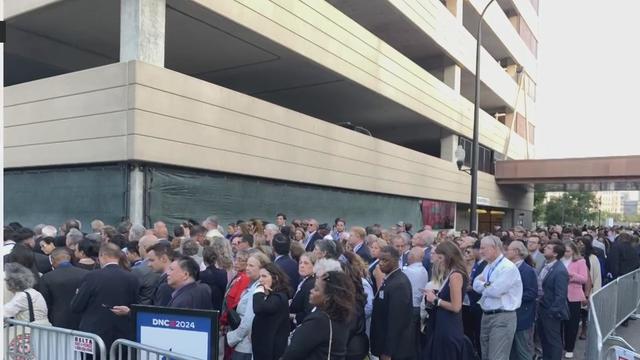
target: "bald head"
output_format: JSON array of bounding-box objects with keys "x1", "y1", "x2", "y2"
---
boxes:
[
  {"x1": 139, "y1": 234, "x2": 159, "y2": 258},
  {"x1": 407, "y1": 247, "x2": 424, "y2": 264},
  {"x1": 51, "y1": 248, "x2": 72, "y2": 268},
  {"x1": 153, "y1": 221, "x2": 168, "y2": 239}
]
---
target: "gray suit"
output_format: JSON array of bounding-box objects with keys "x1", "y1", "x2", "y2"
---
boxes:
[
  {"x1": 132, "y1": 260, "x2": 161, "y2": 305},
  {"x1": 532, "y1": 251, "x2": 545, "y2": 274}
]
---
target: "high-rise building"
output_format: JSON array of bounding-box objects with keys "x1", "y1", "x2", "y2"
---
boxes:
[
  {"x1": 4, "y1": 0, "x2": 539, "y2": 233},
  {"x1": 596, "y1": 191, "x2": 623, "y2": 215}
]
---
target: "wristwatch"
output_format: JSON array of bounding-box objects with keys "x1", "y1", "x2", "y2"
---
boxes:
[{"x1": 483, "y1": 281, "x2": 492, "y2": 288}]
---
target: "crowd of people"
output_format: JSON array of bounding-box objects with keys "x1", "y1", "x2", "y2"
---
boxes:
[{"x1": 3, "y1": 215, "x2": 640, "y2": 360}]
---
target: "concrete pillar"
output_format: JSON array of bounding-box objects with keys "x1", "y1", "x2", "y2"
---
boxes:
[
  {"x1": 120, "y1": 0, "x2": 166, "y2": 66},
  {"x1": 129, "y1": 165, "x2": 145, "y2": 226},
  {"x1": 440, "y1": 131, "x2": 459, "y2": 162},
  {"x1": 443, "y1": 65, "x2": 462, "y2": 93}
]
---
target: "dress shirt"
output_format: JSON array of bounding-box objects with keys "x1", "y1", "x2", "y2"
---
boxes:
[
  {"x1": 537, "y1": 259, "x2": 556, "y2": 297},
  {"x1": 473, "y1": 255, "x2": 523, "y2": 311},
  {"x1": 402, "y1": 263, "x2": 429, "y2": 307}
]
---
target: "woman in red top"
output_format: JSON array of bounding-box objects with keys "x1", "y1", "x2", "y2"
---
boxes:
[{"x1": 221, "y1": 250, "x2": 251, "y2": 360}]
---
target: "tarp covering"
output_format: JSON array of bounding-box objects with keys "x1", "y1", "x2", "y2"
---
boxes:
[
  {"x1": 4, "y1": 165, "x2": 128, "y2": 230},
  {"x1": 146, "y1": 166, "x2": 423, "y2": 230}
]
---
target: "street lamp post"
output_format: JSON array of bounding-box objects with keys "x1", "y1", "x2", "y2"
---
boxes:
[{"x1": 469, "y1": 0, "x2": 496, "y2": 233}]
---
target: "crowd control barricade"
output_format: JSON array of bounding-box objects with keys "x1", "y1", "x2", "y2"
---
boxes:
[
  {"x1": 110, "y1": 339, "x2": 201, "y2": 360},
  {"x1": 586, "y1": 268, "x2": 640, "y2": 360},
  {"x1": 4, "y1": 318, "x2": 107, "y2": 360}
]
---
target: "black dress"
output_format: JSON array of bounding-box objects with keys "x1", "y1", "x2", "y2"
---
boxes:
[
  {"x1": 252, "y1": 291, "x2": 290, "y2": 360},
  {"x1": 422, "y1": 271, "x2": 470, "y2": 360}
]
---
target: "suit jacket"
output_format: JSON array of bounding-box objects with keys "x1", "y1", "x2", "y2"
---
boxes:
[
  {"x1": 39, "y1": 263, "x2": 89, "y2": 329},
  {"x1": 290, "y1": 275, "x2": 315, "y2": 324},
  {"x1": 275, "y1": 255, "x2": 300, "y2": 291},
  {"x1": 199, "y1": 265, "x2": 228, "y2": 311},
  {"x1": 516, "y1": 261, "x2": 538, "y2": 331},
  {"x1": 370, "y1": 269, "x2": 415, "y2": 359},
  {"x1": 368, "y1": 259, "x2": 380, "y2": 293},
  {"x1": 252, "y1": 291, "x2": 290, "y2": 360},
  {"x1": 304, "y1": 232, "x2": 323, "y2": 252},
  {"x1": 132, "y1": 261, "x2": 161, "y2": 305},
  {"x1": 538, "y1": 260, "x2": 569, "y2": 321},
  {"x1": 152, "y1": 273, "x2": 173, "y2": 306},
  {"x1": 70, "y1": 264, "x2": 139, "y2": 348},
  {"x1": 167, "y1": 282, "x2": 213, "y2": 310},
  {"x1": 355, "y1": 243, "x2": 373, "y2": 264},
  {"x1": 607, "y1": 241, "x2": 640, "y2": 279},
  {"x1": 34, "y1": 253, "x2": 52, "y2": 274}
]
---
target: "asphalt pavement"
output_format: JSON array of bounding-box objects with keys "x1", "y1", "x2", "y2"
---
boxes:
[{"x1": 573, "y1": 319, "x2": 640, "y2": 360}]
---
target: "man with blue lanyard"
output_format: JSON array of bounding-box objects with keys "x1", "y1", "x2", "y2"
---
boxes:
[{"x1": 473, "y1": 235, "x2": 523, "y2": 360}]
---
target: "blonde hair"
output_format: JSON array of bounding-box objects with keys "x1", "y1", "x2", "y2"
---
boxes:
[{"x1": 249, "y1": 251, "x2": 271, "y2": 268}]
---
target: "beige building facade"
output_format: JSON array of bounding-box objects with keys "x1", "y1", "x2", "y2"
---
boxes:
[{"x1": 4, "y1": 0, "x2": 538, "y2": 231}]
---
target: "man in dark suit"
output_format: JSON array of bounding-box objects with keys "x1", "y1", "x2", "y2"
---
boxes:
[
  {"x1": 370, "y1": 246, "x2": 416, "y2": 360},
  {"x1": 536, "y1": 240, "x2": 569, "y2": 360},
  {"x1": 146, "y1": 242, "x2": 175, "y2": 306},
  {"x1": 166, "y1": 256, "x2": 213, "y2": 310},
  {"x1": 273, "y1": 233, "x2": 300, "y2": 291},
  {"x1": 506, "y1": 240, "x2": 538, "y2": 360},
  {"x1": 303, "y1": 219, "x2": 323, "y2": 252},
  {"x1": 392, "y1": 235, "x2": 410, "y2": 268},
  {"x1": 607, "y1": 232, "x2": 640, "y2": 279},
  {"x1": 349, "y1": 226, "x2": 373, "y2": 264},
  {"x1": 71, "y1": 243, "x2": 139, "y2": 350},
  {"x1": 40, "y1": 248, "x2": 89, "y2": 329},
  {"x1": 464, "y1": 240, "x2": 487, "y2": 356},
  {"x1": 132, "y1": 234, "x2": 161, "y2": 305}
]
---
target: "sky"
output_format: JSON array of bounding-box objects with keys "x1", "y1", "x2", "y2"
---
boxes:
[{"x1": 535, "y1": 1, "x2": 640, "y2": 159}]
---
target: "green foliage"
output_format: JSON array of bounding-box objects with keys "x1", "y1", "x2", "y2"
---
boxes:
[
  {"x1": 540, "y1": 192, "x2": 598, "y2": 226},
  {"x1": 533, "y1": 191, "x2": 546, "y2": 222}
]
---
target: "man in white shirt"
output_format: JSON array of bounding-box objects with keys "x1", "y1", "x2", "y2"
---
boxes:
[
  {"x1": 473, "y1": 235, "x2": 523, "y2": 360},
  {"x1": 403, "y1": 247, "x2": 429, "y2": 309}
]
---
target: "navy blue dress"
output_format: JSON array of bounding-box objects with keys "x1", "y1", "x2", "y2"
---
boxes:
[{"x1": 423, "y1": 271, "x2": 470, "y2": 360}]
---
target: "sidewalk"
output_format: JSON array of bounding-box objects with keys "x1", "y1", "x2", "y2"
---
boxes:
[{"x1": 574, "y1": 319, "x2": 640, "y2": 359}]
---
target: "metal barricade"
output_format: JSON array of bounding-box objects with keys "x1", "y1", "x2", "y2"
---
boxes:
[
  {"x1": 616, "y1": 271, "x2": 640, "y2": 325},
  {"x1": 587, "y1": 268, "x2": 640, "y2": 360},
  {"x1": 110, "y1": 339, "x2": 201, "y2": 360},
  {"x1": 4, "y1": 318, "x2": 107, "y2": 360}
]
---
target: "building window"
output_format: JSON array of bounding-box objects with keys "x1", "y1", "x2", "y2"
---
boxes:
[{"x1": 458, "y1": 137, "x2": 495, "y2": 174}]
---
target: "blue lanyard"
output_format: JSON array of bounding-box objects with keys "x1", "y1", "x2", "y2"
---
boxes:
[{"x1": 486, "y1": 256, "x2": 505, "y2": 283}]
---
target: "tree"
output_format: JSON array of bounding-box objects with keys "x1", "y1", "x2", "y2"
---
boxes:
[
  {"x1": 533, "y1": 191, "x2": 546, "y2": 223},
  {"x1": 542, "y1": 192, "x2": 598, "y2": 226}
]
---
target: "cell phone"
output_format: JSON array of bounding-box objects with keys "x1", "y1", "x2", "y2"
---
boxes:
[{"x1": 101, "y1": 304, "x2": 113, "y2": 309}]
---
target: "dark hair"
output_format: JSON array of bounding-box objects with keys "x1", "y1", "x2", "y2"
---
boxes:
[
  {"x1": 111, "y1": 234, "x2": 127, "y2": 249},
  {"x1": 173, "y1": 225, "x2": 185, "y2": 238},
  {"x1": 117, "y1": 220, "x2": 132, "y2": 235},
  {"x1": 261, "y1": 263, "x2": 291, "y2": 297},
  {"x1": 434, "y1": 241, "x2": 469, "y2": 282},
  {"x1": 8, "y1": 222, "x2": 23, "y2": 231},
  {"x1": 276, "y1": 213, "x2": 287, "y2": 220},
  {"x1": 14, "y1": 228, "x2": 35, "y2": 243},
  {"x1": 147, "y1": 242, "x2": 175, "y2": 261},
  {"x1": 240, "y1": 234, "x2": 254, "y2": 247},
  {"x1": 102, "y1": 226, "x2": 118, "y2": 242},
  {"x1": 319, "y1": 271, "x2": 355, "y2": 321},
  {"x1": 190, "y1": 225, "x2": 206, "y2": 237},
  {"x1": 617, "y1": 233, "x2": 634, "y2": 243},
  {"x1": 41, "y1": 236, "x2": 55, "y2": 246},
  {"x1": 175, "y1": 256, "x2": 200, "y2": 281},
  {"x1": 405, "y1": 223, "x2": 413, "y2": 232},
  {"x1": 315, "y1": 239, "x2": 340, "y2": 260},
  {"x1": 77, "y1": 239, "x2": 99, "y2": 258},
  {"x1": 272, "y1": 233, "x2": 291, "y2": 256},
  {"x1": 7, "y1": 244, "x2": 36, "y2": 270},
  {"x1": 334, "y1": 218, "x2": 346, "y2": 225},
  {"x1": 127, "y1": 241, "x2": 141, "y2": 256},
  {"x1": 341, "y1": 253, "x2": 367, "y2": 307},
  {"x1": 547, "y1": 240, "x2": 566, "y2": 260},
  {"x1": 202, "y1": 246, "x2": 218, "y2": 267},
  {"x1": 65, "y1": 219, "x2": 81, "y2": 232},
  {"x1": 380, "y1": 245, "x2": 400, "y2": 261},
  {"x1": 4, "y1": 227, "x2": 16, "y2": 242}
]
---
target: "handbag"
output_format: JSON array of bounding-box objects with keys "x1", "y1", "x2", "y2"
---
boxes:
[
  {"x1": 6, "y1": 291, "x2": 37, "y2": 360},
  {"x1": 226, "y1": 303, "x2": 241, "y2": 330}
]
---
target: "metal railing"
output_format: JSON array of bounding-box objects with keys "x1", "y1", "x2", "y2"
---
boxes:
[
  {"x1": 587, "y1": 268, "x2": 640, "y2": 360},
  {"x1": 606, "y1": 345, "x2": 640, "y2": 360},
  {"x1": 110, "y1": 339, "x2": 201, "y2": 360},
  {"x1": 4, "y1": 318, "x2": 107, "y2": 360}
]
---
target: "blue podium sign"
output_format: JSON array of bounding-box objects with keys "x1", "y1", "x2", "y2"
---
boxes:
[{"x1": 132, "y1": 305, "x2": 219, "y2": 359}]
